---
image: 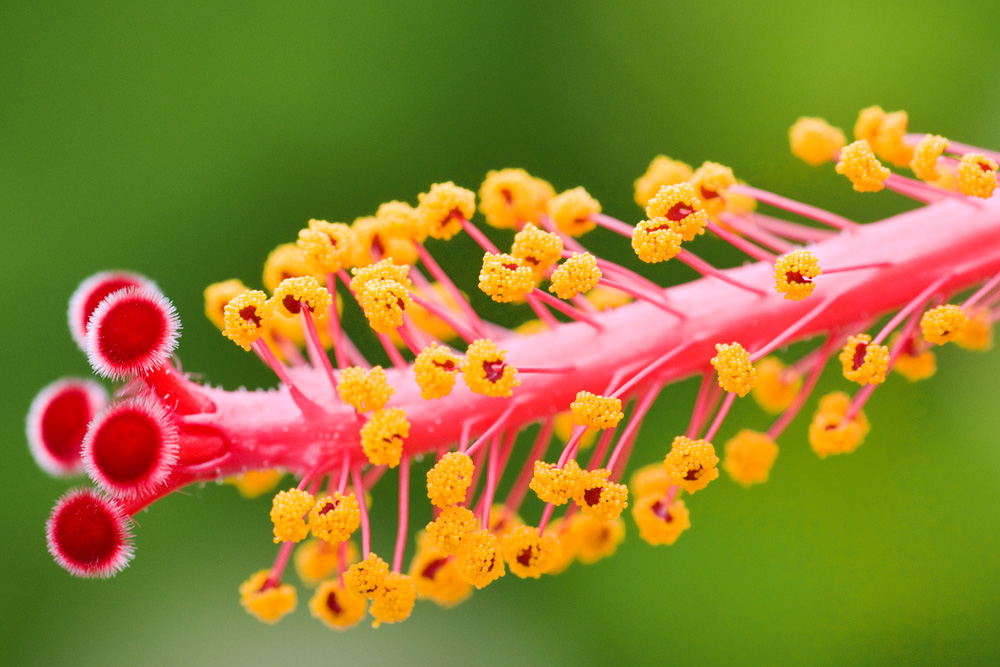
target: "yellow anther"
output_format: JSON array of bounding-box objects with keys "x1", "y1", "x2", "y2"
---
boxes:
[
  {"x1": 644, "y1": 182, "x2": 708, "y2": 242},
  {"x1": 226, "y1": 469, "x2": 284, "y2": 498},
  {"x1": 360, "y1": 408, "x2": 409, "y2": 468},
  {"x1": 789, "y1": 117, "x2": 846, "y2": 166},
  {"x1": 500, "y1": 525, "x2": 562, "y2": 579},
  {"x1": 634, "y1": 155, "x2": 694, "y2": 208},
  {"x1": 239, "y1": 570, "x2": 297, "y2": 624},
  {"x1": 871, "y1": 110, "x2": 913, "y2": 167},
  {"x1": 416, "y1": 181, "x2": 476, "y2": 241},
  {"x1": 337, "y1": 366, "x2": 395, "y2": 413},
  {"x1": 351, "y1": 215, "x2": 418, "y2": 267},
  {"x1": 358, "y1": 279, "x2": 412, "y2": 334},
  {"x1": 891, "y1": 333, "x2": 936, "y2": 382},
  {"x1": 711, "y1": 342, "x2": 757, "y2": 396},
  {"x1": 413, "y1": 343, "x2": 462, "y2": 400},
  {"x1": 631, "y1": 219, "x2": 683, "y2": 263},
  {"x1": 910, "y1": 135, "x2": 949, "y2": 183},
  {"x1": 461, "y1": 339, "x2": 520, "y2": 397},
  {"x1": 295, "y1": 539, "x2": 359, "y2": 587},
  {"x1": 570, "y1": 391, "x2": 624, "y2": 430},
  {"x1": 920, "y1": 304, "x2": 969, "y2": 345},
  {"x1": 835, "y1": 140, "x2": 891, "y2": 192},
  {"x1": 263, "y1": 243, "x2": 319, "y2": 295},
  {"x1": 584, "y1": 285, "x2": 632, "y2": 311},
  {"x1": 853, "y1": 105, "x2": 885, "y2": 144},
  {"x1": 425, "y1": 505, "x2": 478, "y2": 554},
  {"x1": 343, "y1": 552, "x2": 390, "y2": 598},
  {"x1": 478, "y1": 252, "x2": 535, "y2": 303},
  {"x1": 751, "y1": 357, "x2": 802, "y2": 414},
  {"x1": 573, "y1": 468, "x2": 628, "y2": 520},
  {"x1": 479, "y1": 168, "x2": 554, "y2": 229},
  {"x1": 722, "y1": 429, "x2": 778, "y2": 487},
  {"x1": 547, "y1": 187, "x2": 601, "y2": 237},
  {"x1": 689, "y1": 161, "x2": 737, "y2": 218},
  {"x1": 663, "y1": 436, "x2": 719, "y2": 494},
  {"x1": 957, "y1": 153, "x2": 999, "y2": 199},
  {"x1": 839, "y1": 333, "x2": 890, "y2": 385},
  {"x1": 308, "y1": 493, "x2": 361, "y2": 544},
  {"x1": 808, "y1": 391, "x2": 870, "y2": 457},
  {"x1": 554, "y1": 411, "x2": 597, "y2": 449},
  {"x1": 511, "y1": 223, "x2": 564, "y2": 273},
  {"x1": 223, "y1": 289, "x2": 272, "y2": 351},
  {"x1": 426, "y1": 451, "x2": 475, "y2": 508},
  {"x1": 529, "y1": 458, "x2": 583, "y2": 506},
  {"x1": 370, "y1": 571, "x2": 416, "y2": 627},
  {"x1": 632, "y1": 494, "x2": 690, "y2": 546},
  {"x1": 205, "y1": 279, "x2": 249, "y2": 332},
  {"x1": 549, "y1": 252, "x2": 602, "y2": 300},
  {"x1": 487, "y1": 504, "x2": 523, "y2": 540},
  {"x1": 376, "y1": 200, "x2": 426, "y2": 243},
  {"x1": 629, "y1": 462, "x2": 673, "y2": 498},
  {"x1": 565, "y1": 514, "x2": 625, "y2": 565},
  {"x1": 774, "y1": 250, "x2": 822, "y2": 301},
  {"x1": 455, "y1": 529, "x2": 505, "y2": 589},
  {"x1": 409, "y1": 543, "x2": 472, "y2": 607},
  {"x1": 309, "y1": 580, "x2": 367, "y2": 630},
  {"x1": 350, "y1": 258, "x2": 412, "y2": 295},
  {"x1": 297, "y1": 219, "x2": 356, "y2": 275},
  {"x1": 270, "y1": 487, "x2": 316, "y2": 543},
  {"x1": 955, "y1": 309, "x2": 994, "y2": 351},
  {"x1": 272, "y1": 275, "x2": 332, "y2": 319}
]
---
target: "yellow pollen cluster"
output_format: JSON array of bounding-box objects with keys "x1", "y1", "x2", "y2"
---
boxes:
[
  {"x1": 501, "y1": 525, "x2": 562, "y2": 579},
  {"x1": 479, "y1": 168, "x2": 554, "y2": 229},
  {"x1": 351, "y1": 215, "x2": 418, "y2": 267},
  {"x1": 872, "y1": 111, "x2": 913, "y2": 167},
  {"x1": 585, "y1": 284, "x2": 632, "y2": 311},
  {"x1": 529, "y1": 459, "x2": 583, "y2": 505},
  {"x1": 631, "y1": 218, "x2": 683, "y2": 263},
  {"x1": 751, "y1": 357, "x2": 802, "y2": 414},
  {"x1": 663, "y1": 436, "x2": 719, "y2": 494},
  {"x1": 723, "y1": 429, "x2": 779, "y2": 487},
  {"x1": 343, "y1": 553, "x2": 390, "y2": 598},
  {"x1": 835, "y1": 140, "x2": 891, "y2": 192},
  {"x1": 632, "y1": 494, "x2": 690, "y2": 546},
  {"x1": 337, "y1": 365, "x2": 395, "y2": 413},
  {"x1": 294, "y1": 539, "x2": 358, "y2": 587},
  {"x1": 308, "y1": 493, "x2": 361, "y2": 544},
  {"x1": 549, "y1": 252, "x2": 602, "y2": 299},
  {"x1": 205, "y1": 279, "x2": 249, "y2": 332},
  {"x1": 455, "y1": 529, "x2": 505, "y2": 588},
  {"x1": 358, "y1": 279, "x2": 411, "y2": 334},
  {"x1": 416, "y1": 181, "x2": 476, "y2": 241},
  {"x1": 223, "y1": 289, "x2": 272, "y2": 350},
  {"x1": 270, "y1": 488, "x2": 316, "y2": 543},
  {"x1": 413, "y1": 343, "x2": 462, "y2": 400},
  {"x1": 370, "y1": 571, "x2": 416, "y2": 627},
  {"x1": 808, "y1": 391, "x2": 870, "y2": 457},
  {"x1": 263, "y1": 243, "x2": 319, "y2": 294},
  {"x1": 566, "y1": 514, "x2": 625, "y2": 564},
  {"x1": 272, "y1": 276, "x2": 332, "y2": 318},
  {"x1": 511, "y1": 223, "x2": 564, "y2": 273},
  {"x1": 629, "y1": 462, "x2": 673, "y2": 498},
  {"x1": 574, "y1": 468, "x2": 628, "y2": 520},
  {"x1": 634, "y1": 155, "x2": 694, "y2": 208},
  {"x1": 409, "y1": 542, "x2": 472, "y2": 607},
  {"x1": 554, "y1": 411, "x2": 597, "y2": 449},
  {"x1": 570, "y1": 391, "x2": 624, "y2": 430},
  {"x1": 478, "y1": 253, "x2": 535, "y2": 303},
  {"x1": 839, "y1": 333, "x2": 890, "y2": 385},
  {"x1": 350, "y1": 258, "x2": 412, "y2": 294},
  {"x1": 425, "y1": 505, "x2": 478, "y2": 554},
  {"x1": 789, "y1": 117, "x2": 846, "y2": 166},
  {"x1": 376, "y1": 200, "x2": 425, "y2": 243},
  {"x1": 227, "y1": 469, "x2": 284, "y2": 498},
  {"x1": 920, "y1": 304, "x2": 969, "y2": 345},
  {"x1": 360, "y1": 408, "x2": 410, "y2": 468},
  {"x1": 957, "y1": 153, "x2": 999, "y2": 199},
  {"x1": 645, "y1": 182, "x2": 709, "y2": 242},
  {"x1": 488, "y1": 504, "x2": 523, "y2": 540},
  {"x1": 426, "y1": 451, "x2": 475, "y2": 508},
  {"x1": 546, "y1": 187, "x2": 600, "y2": 237},
  {"x1": 297, "y1": 219, "x2": 355, "y2": 274},
  {"x1": 774, "y1": 250, "x2": 822, "y2": 301},
  {"x1": 910, "y1": 134, "x2": 949, "y2": 183},
  {"x1": 711, "y1": 342, "x2": 757, "y2": 396},
  {"x1": 690, "y1": 161, "x2": 737, "y2": 217},
  {"x1": 891, "y1": 333, "x2": 936, "y2": 382},
  {"x1": 461, "y1": 339, "x2": 520, "y2": 397},
  {"x1": 955, "y1": 309, "x2": 994, "y2": 351},
  {"x1": 309, "y1": 581, "x2": 366, "y2": 630},
  {"x1": 239, "y1": 570, "x2": 297, "y2": 624}
]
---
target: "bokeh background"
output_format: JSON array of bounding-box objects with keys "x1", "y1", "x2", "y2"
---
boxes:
[{"x1": 4, "y1": 1, "x2": 1000, "y2": 665}]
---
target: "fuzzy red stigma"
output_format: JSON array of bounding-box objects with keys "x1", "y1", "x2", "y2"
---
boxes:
[
  {"x1": 46, "y1": 488, "x2": 134, "y2": 578},
  {"x1": 82, "y1": 398, "x2": 179, "y2": 498},
  {"x1": 85, "y1": 286, "x2": 180, "y2": 379},
  {"x1": 26, "y1": 378, "x2": 108, "y2": 476},
  {"x1": 68, "y1": 271, "x2": 154, "y2": 350}
]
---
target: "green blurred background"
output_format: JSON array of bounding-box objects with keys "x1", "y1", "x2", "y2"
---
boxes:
[{"x1": 3, "y1": 1, "x2": 1000, "y2": 665}]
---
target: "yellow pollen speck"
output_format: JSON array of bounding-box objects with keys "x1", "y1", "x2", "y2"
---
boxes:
[
  {"x1": 360, "y1": 408, "x2": 409, "y2": 468},
  {"x1": 272, "y1": 275, "x2": 332, "y2": 319},
  {"x1": 634, "y1": 155, "x2": 694, "y2": 208},
  {"x1": 270, "y1": 487, "x2": 315, "y2": 543},
  {"x1": 663, "y1": 436, "x2": 719, "y2": 494},
  {"x1": 416, "y1": 182, "x2": 476, "y2": 241},
  {"x1": 239, "y1": 570, "x2": 297, "y2": 624},
  {"x1": 479, "y1": 168, "x2": 554, "y2": 229},
  {"x1": 425, "y1": 505, "x2": 478, "y2": 554},
  {"x1": 350, "y1": 258, "x2": 412, "y2": 295},
  {"x1": 789, "y1": 117, "x2": 846, "y2": 166},
  {"x1": 413, "y1": 343, "x2": 462, "y2": 400},
  {"x1": 547, "y1": 187, "x2": 601, "y2": 237},
  {"x1": 223, "y1": 289, "x2": 272, "y2": 351},
  {"x1": 297, "y1": 220, "x2": 356, "y2": 275},
  {"x1": 957, "y1": 153, "x2": 998, "y2": 199},
  {"x1": 309, "y1": 580, "x2": 367, "y2": 630},
  {"x1": 570, "y1": 391, "x2": 624, "y2": 430},
  {"x1": 478, "y1": 252, "x2": 535, "y2": 303},
  {"x1": 529, "y1": 459, "x2": 583, "y2": 506},
  {"x1": 632, "y1": 494, "x2": 690, "y2": 546},
  {"x1": 511, "y1": 223, "x2": 564, "y2": 273},
  {"x1": 808, "y1": 391, "x2": 869, "y2": 458},
  {"x1": 645, "y1": 182, "x2": 708, "y2": 242},
  {"x1": 343, "y1": 552, "x2": 390, "y2": 599},
  {"x1": 751, "y1": 357, "x2": 802, "y2": 414},
  {"x1": 337, "y1": 366, "x2": 395, "y2": 413},
  {"x1": 723, "y1": 429, "x2": 778, "y2": 487},
  {"x1": 910, "y1": 135, "x2": 949, "y2": 183},
  {"x1": 455, "y1": 529, "x2": 505, "y2": 589},
  {"x1": 836, "y1": 140, "x2": 891, "y2": 192},
  {"x1": 549, "y1": 252, "x2": 602, "y2": 300},
  {"x1": 711, "y1": 342, "x2": 757, "y2": 396},
  {"x1": 295, "y1": 539, "x2": 358, "y2": 587},
  {"x1": 839, "y1": 333, "x2": 889, "y2": 385},
  {"x1": 631, "y1": 219, "x2": 683, "y2": 264},
  {"x1": 573, "y1": 468, "x2": 628, "y2": 520},
  {"x1": 370, "y1": 572, "x2": 416, "y2": 627},
  {"x1": 461, "y1": 339, "x2": 520, "y2": 397},
  {"x1": 501, "y1": 525, "x2": 562, "y2": 579},
  {"x1": 774, "y1": 250, "x2": 822, "y2": 301},
  {"x1": 920, "y1": 304, "x2": 969, "y2": 345},
  {"x1": 226, "y1": 469, "x2": 284, "y2": 498},
  {"x1": 426, "y1": 451, "x2": 475, "y2": 508},
  {"x1": 308, "y1": 493, "x2": 361, "y2": 544}
]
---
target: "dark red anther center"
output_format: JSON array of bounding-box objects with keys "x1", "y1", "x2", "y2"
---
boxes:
[
  {"x1": 325, "y1": 233, "x2": 339, "y2": 247},
  {"x1": 852, "y1": 343, "x2": 868, "y2": 370},
  {"x1": 239, "y1": 305, "x2": 261, "y2": 327},
  {"x1": 420, "y1": 557, "x2": 450, "y2": 581},
  {"x1": 583, "y1": 486, "x2": 603, "y2": 507},
  {"x1": 443, "y1": 208, "x2": 462, "y2": 227},
  {"x1": 684, "y1": 466, "x2": 701, "y2": 481},
  {"x1": 325, "y1": 590, "x2": 343, "y2": 615},
  {"x1": 700, "y1": 186, "x2": 720, "y2": 200},
  {"x1": 483, "y1": 360, "x2": 506, "y2": 383},
  {"x1": 651, "y1": 499, "x2": 673, "y2": 523},
  {"x1": 500, "y1": 189, "x2": 513, "y2": 205},
  {"x1": 516, "y1": 547, "x2": 534, "y2": 567},
  {"x1": 282, "y1": 294, "x2": 303, "y2": 315},
  {"x1": 979, "y1": 161, "x2": 992, "y2": 171},
  {"x1": 98, "y1": 299, "x2": 167, "y2": 367},
  {"x1": 786, "y1": 271, "x2": 812, "y2": 285},
  {"x1": 41, "y1": 388, "x2": 91, "y2": 463},
  {"x1": 54, "y1": 495, "x2": 119, "y2": 568},
  {"x1": 666, "y1": 201, "x2": 694, "y2": 221},
  {"x1": 83, "y1": 280, "x2": 137, "y2": 334},
  {"x1": 93, "y1": 410, "x2": 162, "y2": 484},
  {"x1": 502, "y1": 263, "x2": 520, "y2": 272},
  {"x1": 319, "y1": 500, "x2": 338, "y2": 515},
  {"x1": 433, "y1": 359, "x2": 457, "y2": 371}
]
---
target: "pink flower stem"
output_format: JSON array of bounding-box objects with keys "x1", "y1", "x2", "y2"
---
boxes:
[
  {"x1": 611, "y1": 343, "x2": 694, "y2": 399},
  {"x1": 466, "y1": 437, "x2": 490, "y2": 510},
  {"x1": 885, "y1": 173, "x2": 975, "y2": 205},
  {"x1": 586, "y1": 427, "x2": 619, "y2": 470},
  {"x1": 871, "y1": 272, "x2": 952, "y2": 345},
  {"x1": 905, "y1": 135, "x2": 1000, "y2": 163},
  {"x1": 479, "y1": 436, "x2": 501, "y2": 530},
  {"x1": 706, "y1": 221, "x2": 776, "y2": 262},
  {"x1": 324, "y1": 274, "x2": 348, "y2": 369},
  {"x1": 395, "y1": 324, "x2": 423, "y2": 357},
  {"x1": 823, "y1": 262, "x2": 892, "y2": 275},
  {"x1": 767, "y1": 334, "x2": 838, "y2": 440},
  {"x1": 598, "y1": 276, "x2": 684, "y2": 317},
  {"x1": 677, "y1": 249, "x2": 768, "y2": 295},
  {"x1": 703, "y1": 392, "x2": 737, "y2": 442},
  {"x1": 845, "y1": 309, "x2": 924, "y2": 423},
  {"x1": 718, "y1": 213, "x2": 798, "y2": 253},
  {"x1": 589, "y1": 213, "x2": 636, "y2": 237},
  {"x1": 408, "y1": 292, "x2": 479, "y2": 343},
  {"x1": 506, "y1": 418, "x2": 555, "y2": 513},
  {"x1": 337, "y1": 451, "x2": 350, "y2": 494},
  {"x1": 686, "y1": 373, "x2": 715, "y2": 439},
  {"x1": 556, "y1": 426, "x2": 587, "y2": 466},
  {"x1": 606, "y1": 384, "x2": 661, "y2": 471},
  {"x1": 962, "y1": 269, "x2": 1000, "y2": 310},
  {"x1": 415, "y1": 243, "x2": 489, "y2": 338},
  {"x1": 460, "y1": 217, "x2": 501, "y2": 254},
  {"x1": 537, "y1": 502, "x2": 556, "y2": 534},
  {"x1": 351, "y1": 466, "x2": 371, "y2": 558},
  {"x1": 265, "y1": 540, "x2": 296, "y2": 588},
  {"x1": 596, "y1": 258, "x2": 682, "y2": 300},
  {"x1": 729, "y1": 184, "x2": 859, "y2": 231},
  {"x1": 463, "y1": 403, "x2": 516, "y2": 457},
  {"x1": 392, "y1": 457, "x2": 410, "y2": 572},
  {"x1": 746, "y1": 212, "x2": 836, "y2": 243},
  {"x1": 750, "y1": 296, "x2": 834, "y2": 362},
  {"x1": 530, "y1": 290, "x2": 602, "y2": 329},
  {"x1": 300, "y1": 309, "x2": 338, "y2": 391},
  {"x1": 251, "y1": 340, "x2": 325, "y2": 416},
  {"x1": 496, "y1": 429, "x2": 520, "y2": 487}
]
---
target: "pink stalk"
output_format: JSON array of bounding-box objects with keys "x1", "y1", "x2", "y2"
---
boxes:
[
  {"x1": 337, "y1": 451, "x2": 350, "y2": 494},
  {"x1": 605, "y1": 385, "x2": 660, "y2": 471},
  {"x1": 537, "y1": 502, "x2": 556, "y2": 534},
  {"x1": 463, "y1": 404, "x2": 516, "y2": 457},
  {"x1": 597, "y1": 276, "x2": 684, "y2": 317},
  {"x1": 685, "y1": 374, "x2": 715, "y2": 439},
  {"x1": 717, "y1": 213, "x2": 798, "y2": 253},
  {"x1": 750, "y1": 297, "x2": 834, "y2": 362},
  {"x1": 589, "y1": 213, "x2": 637, "y2": 236},
  {"x1": 871, "y1": 273, "x2": 952, "y2": 345},
  {"x1": 905, "y1": 134, "x2": 1000, "y2": 163},
  {"x1": 479, "y1": 437, "x2": 501, "y2": 529},
  {"x1": 505, "y1": 418, "x2": 555, "y2": 513},
  {"x1": 822, "y1": 262, "x2": 891, "y2": 275},
  {"x1": 586, "y1": 427, "x2": 619, "y2": 470},
  {"x1": 845, "y1": 309, "x2": 924, "y2": 423},
  {"x1": 677, "y1": 249, "x2": 767, "y2": 295},
  {"x1": 884, "y1": 173, "x2": 973, "y2": 204},
  {"x1": 530, "y1": 290, "x2": 602, "y2": 329},
  {"x1": 265, "y1": 540, "x2": 296, "y2": 588},
  {"x1": 767, "y1": 335, "x2": 838, "y2": 439},
  {"x1": 352, "y1": 467, "x2": 371, "y2": 558},
  {"x1": 324, "y1": 274, "x2": 348, "y2": 369},
  {"x1": 962, "y1": 270, "x2": 1000, "y2": 309},
  {"x1": 408, "y1": 292, "x2": 479, "y2": 343},
  {"x1": 460, "y1": 217, "x2": 501, "y2": 254},
  {"x1": 703, "y1": 392, "x2": 737, "y2": 442},
  {"x1": 416, "y1": 243, "x2": 489, "y2": 338},
  {"x1": 395, "y1": 324, "x2": 423, "y2": 357},
  {"x1": 705, "y1": 220, "x2": 776, "y2": 262},
  {"x1": 729, "y1": 184, "x2": 859, "y2": 231},
  {"x1": 522, "y1": 292, "x2": 560, "y2": 328},
  {"x1": 392, "y1": 457, "x2": 410, "y2": 572},
  {"x1": 300, "y1": 309, "x2": 337, "y2": 390},
  {"x1": 250, "y1": 340, "x2": 324, "y2": 416},
  {"x1": 745, "y1": 212, "x2": 837, "y2": 243}
]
